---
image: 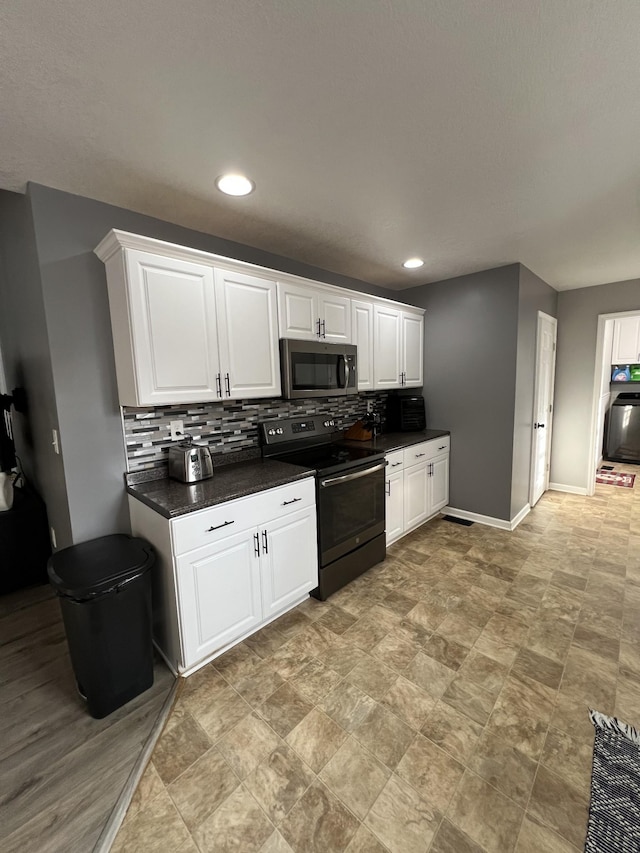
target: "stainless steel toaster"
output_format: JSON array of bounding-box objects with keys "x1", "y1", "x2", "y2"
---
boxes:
[{"x1": 168, "y1": 435, "x2": 213, "y2": 483}]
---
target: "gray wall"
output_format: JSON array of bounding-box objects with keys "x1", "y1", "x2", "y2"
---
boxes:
[
  {"x1": 409, "y1": 265, "x2": 520, "y2": 521},
  {"x1": 510, "y1": 266, "x2": 558, "y2": 517},
  {"x1": 551, "y1": 277, "x2": 640, "y2": 491},
  {"x1": 5, "y1": 183, "x2": 400, "y2": 547},
  {"x1": 0, "y1": 192, "x2": 73, "y2": 544}
]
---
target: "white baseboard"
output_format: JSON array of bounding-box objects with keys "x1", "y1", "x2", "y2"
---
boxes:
[
  {"x1": 548, "y1": 482, "x2": 588, "y2": 496},
  {"x1": 444, "y1": 503, "x2": 531, "y2": 532},
  {"x1": 510, "y1": 503, "x2": 531, "y2": 530}
]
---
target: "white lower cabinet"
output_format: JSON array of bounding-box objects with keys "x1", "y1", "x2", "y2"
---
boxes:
[
  {"x1": 129, "y1": 478, "x2": 317, "y2": 674},
  {"x1": 385, "y1": 437, "x2": 450, "y2": 545},
  {"x1": 261, "y1": 507, "x2": 318, "y2": 618},
  {"x1": 385, "y1": 468, "x2": 404, "y2": 545},
  {"x1": 177, "y1": 529, "x2": 263, "y2": 667}
]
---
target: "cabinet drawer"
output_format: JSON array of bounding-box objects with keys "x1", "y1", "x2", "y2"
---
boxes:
[
  {"x1": 403, "y1": 437, "x2": 450, "y2": 467},
  {"x1": 385, "y1": 449, "x2": 405, "y2": 473},
  {"x1": 171, "y1": 493, "x2": 263, "y2": 556},
  {"x1": 170, "y1": 477, "x2": 316, "y2": 556},
  {"x1": 255, "y1": 478, "x2": 315, "y2": 524}
]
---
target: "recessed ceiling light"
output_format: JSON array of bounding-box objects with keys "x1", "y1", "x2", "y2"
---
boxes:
[
  {"x1": 215, "y1": 173, "x2": 255, "y2": 196},
  {"x1": 402, "y1": 257, "x2": 424, "y2": 269}
]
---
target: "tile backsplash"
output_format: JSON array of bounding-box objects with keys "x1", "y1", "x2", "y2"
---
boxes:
[{"x1": 122, "y1": 393, "x2": 388, "y2": 471}]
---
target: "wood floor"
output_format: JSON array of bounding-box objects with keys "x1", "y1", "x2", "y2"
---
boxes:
[{"x1": 0, "y1": 582, "x2": 175, "y2": 853}]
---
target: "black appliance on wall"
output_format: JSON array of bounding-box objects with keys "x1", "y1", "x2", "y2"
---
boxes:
[
  {"x1": 280, "y1": 339, "x2": 357, "y2": 399},
  {"x1": 385, "y1": 393, "x2": 426, "y2": 432},
  {"x1": 261, "y1": 415, "x2": 386, "y2": 600},
  {"x1": 605, "y1": 392, "x2": 640, "y2": 463}
]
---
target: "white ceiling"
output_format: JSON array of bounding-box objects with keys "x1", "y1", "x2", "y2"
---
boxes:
[{"x1": 2, "y1": 0, "x2": 640, "y2": 291}]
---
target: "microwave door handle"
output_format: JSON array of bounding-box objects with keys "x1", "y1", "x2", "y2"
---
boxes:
[{"x1": 337, "y1": 355, "x2": 347, "y2": 388}]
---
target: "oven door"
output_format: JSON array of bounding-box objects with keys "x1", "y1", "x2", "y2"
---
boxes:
[{"x1": 317, "y1": 461, "x2": 386, "y2": 566}]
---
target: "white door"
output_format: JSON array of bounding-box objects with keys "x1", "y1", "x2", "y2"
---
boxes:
[
  {"x1": 611, "y1": 316, "x2": 640, "y2": 364},
  {"x1": 352, "y1": 300, "x2": 374, "y2": 390},
  {"x1": 318, "y1": 292, "x2": 351, "y2": 343},
  {"x1": 386, "y1": 469, "x2": 405, "y2": 544},
  {"x1": 401, "y1": 312, "x2": 424, "y2": 387},
  {"x1": 126, "y1": 250, "x2": 220, "y2": 405},
  {"x1": 374, "y1": 305, "x2": 402, "y2": 389},
  {"x1": 176, "y1": 529, "x2": 262, "y2": 668},
  {"x1": 260, "y1": 507, "x2": 318, "y2": 618},
  {"x1": 403, "y1": 461, "x2": 429, "y2": 531},
  {"x1": 428, "y1": 455, "x2": 449, "y2": 514},
  {"x1": 215, "y1": 270, "x2": 281, "y2": 399},
  {"x1": 529, "y1": 312, "x2": 557, "y2": 507},
  {"x1": 277, "y1": 282, "x2": 318, "y2": 340}
]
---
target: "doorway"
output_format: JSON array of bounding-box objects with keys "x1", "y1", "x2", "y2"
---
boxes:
[
  {"x1": 587, "y1": 310, "x2": 640, "y2": 495},
  {"x1": 529, "y1": 312, "x2": 557, "y2": 507}
]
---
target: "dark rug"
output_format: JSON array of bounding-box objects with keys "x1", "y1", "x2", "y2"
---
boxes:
[{"x1": 586, "y1": 709, "x2": 640, "y2": 852}]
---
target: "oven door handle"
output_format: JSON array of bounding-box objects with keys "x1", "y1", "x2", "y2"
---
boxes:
[{"x1": 320, "y1": 462, "x2": 386, "y2": 488}]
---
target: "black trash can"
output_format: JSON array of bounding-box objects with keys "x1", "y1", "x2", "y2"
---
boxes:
[{"x1": 48, "y1": 534, "x2": 155, "y2": 719}]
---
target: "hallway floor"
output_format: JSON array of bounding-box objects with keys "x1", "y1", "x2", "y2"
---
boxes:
[
  {"x1": 0, "y1": 583, "x2": 174, "y2": 853},
  {"x1": 113, "y1": 468, "x2": 640, "y2": 853}
]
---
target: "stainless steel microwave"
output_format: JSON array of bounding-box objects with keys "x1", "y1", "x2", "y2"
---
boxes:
[{"x1": 280, "y1": 339, "x2": 358, "y2": 399}]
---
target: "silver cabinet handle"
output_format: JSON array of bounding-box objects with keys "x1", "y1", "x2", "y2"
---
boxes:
[
  {"x1": 385, "y1": 480, "x2": 391, "y2": 496},
  {"x1": 415, "y1": 453, "x2": 426, "y2": 458},
  {"x1": 316, "y1": 318, "x2": 321, "y2": 338},
  {"x1": 262, "y1": 530, "x2": 268, "y2": 554},
  {"x1": 207, "y1": 520, "x2": 234, "y2": 532},
  {"x1": 321, "y1": 462, "x2": 386, "y2": 487},
  {"x1": 320, "y1": 319, "x2": 326, "y2": 339},
  {"x1": 224, "y1": 373, "x2": 231, "y2": 396},
  {"x1": 438, "y1": 445, "x2": 446, "y2": 450},
  {"x1": 216, "y1": 374, "x2": 222, "y2": 398},
  {"x1": 391, "y1": 462, "x2": 402, "y2": 467},
  {"x1": 282, "y1": 497, "x2": 302, "y2": 506},
  {"x1": 253, "y1": 532, "x2": 260, "y2": 556}
]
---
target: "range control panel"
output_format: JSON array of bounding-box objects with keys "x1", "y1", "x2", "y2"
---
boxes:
[{"x1": 261, "y1": 415, "x2": 338, "y2": 448}]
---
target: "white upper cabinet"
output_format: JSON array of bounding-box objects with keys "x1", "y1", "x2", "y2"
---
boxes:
[
  {"x1": 374, "y1": 304, "x2": 403, "y2": 389},
  {"x1": 121, "y1": 250, "x2": 221, "y2": 406},
  {"x1": 214, "y1": 269, "x2": 281, "y2": 399},
  {"x1": 278, "y1": 281, "x2": 351, "y2": 343},
  {"x1": 402, "y1": 311, "x2": 424, "y2": 387},
  {"x1": 373, "y1": 304, "x2": 424, "y2": 390},
  {"x1": 351, "y1": 299, "x2": 374, "y2": 390},
  {"x1": 96, "y1": 230, "x2": 425, "y2": 406},
  {"x1": 611, "y1": 316, "x2": 640, "y2": 364}
]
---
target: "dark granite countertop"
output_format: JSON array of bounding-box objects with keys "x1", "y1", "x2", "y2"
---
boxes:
[
  {"x1": 127, "y1": 459, "x2": 316, "y2": 519},
  {"x1": 341, "y1": 429, "x2": 450, "y2": 454}
]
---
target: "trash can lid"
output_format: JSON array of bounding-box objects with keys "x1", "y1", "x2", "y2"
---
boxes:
[{"x1": 47, "y1": 534, "x2": 155, "y2": 599}]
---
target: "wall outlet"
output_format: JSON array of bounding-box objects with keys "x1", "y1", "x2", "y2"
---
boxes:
[
  {"x1": 366, "y1": 400, "x2": 374, "y2": 414},
  {"x1": 170, "y1": 420, "x2": 184, "y2": 441}
]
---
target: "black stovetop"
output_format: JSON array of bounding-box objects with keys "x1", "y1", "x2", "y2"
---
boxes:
[{"x1": 274, "y1": 442, "x2": 383, "y2": 475}]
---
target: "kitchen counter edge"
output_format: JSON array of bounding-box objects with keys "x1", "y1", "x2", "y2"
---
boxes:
[
  {"x1": 126, "y1": 459, "x2": 316, "y2": 519},
  {"x1": 342, "y1": 429, "x2": 450, "y2": 454}
]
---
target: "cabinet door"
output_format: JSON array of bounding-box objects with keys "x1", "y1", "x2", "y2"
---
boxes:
[
  {"x1": 611, "y1": 316, "x2": 640, "y2": 364},
  {"x1": 402, "y1": 312, "x2": 424, "y2": 387},
  {"x1": 125, "y1": 250, "x2": 220, "y2": 405},
  {"x1": 318, "y1": 292, "x2": 351, "y2": 343},
  {"x1": 428, "y1": 454, "x2": 449, "y2": 515},
  {"x1": 403, "y1": 461, "x2": 429, "y2": 531},
  {"x1": 176, "y1": 529, "x2": 262, "y2": 668},
  {"x1": 277, "y1": 281, "x2": 318, "y2": 340},
  {"x1": 374, "y1": 304, "x2": 402, "y2": 389},
  {"x1": 215, "y1": 270, "x2": 281, "y2": 399},
  {"x1": 261, "y1": 507, "x2": 318, "y2": 618},
  {"x1": 386, "y1": 469, "x2": 404, "y2": 545},
  {"x1": 352, "y1": 299, "x2": 374, "y2": 390}
]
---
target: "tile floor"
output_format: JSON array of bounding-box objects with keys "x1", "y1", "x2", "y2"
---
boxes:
[{"x1": 113, "y1": 468, "x2": 640, "y2": 853}]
